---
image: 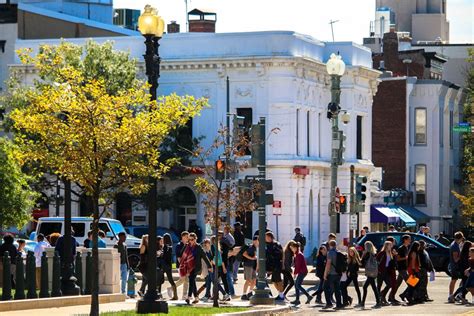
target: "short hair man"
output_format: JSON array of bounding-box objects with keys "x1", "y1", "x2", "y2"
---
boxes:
[
  {"x1": 448, "y1": 231, "x2": 464, "y2": 302},
  {"x1": 175, "y1": 231, "x2": 189, "y2": 299},
  {"x1": 323, "y1": 240, "x2": 343, "y2": 309},
  {"x1": 114, "y1": 232, "x2": 129, "y2": 294},
  {"x1": 265, "y1": 232, "x2": 284, "y2": 300}
]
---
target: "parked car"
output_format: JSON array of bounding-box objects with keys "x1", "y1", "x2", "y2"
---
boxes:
[
  {"x1": 31, "y1": 217, "x2": 142, "y2": 269},
  {"x1": 355, "y1": 232, "x2": 450, "y2": 274}
]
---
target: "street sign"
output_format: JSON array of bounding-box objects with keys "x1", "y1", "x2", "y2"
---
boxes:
[
  {"x1": 334, "y1": 187, "x2": 340, "y2": 213},
  {"x1": 350, "y1": 214, "x2": 357, "y2": 230},
  {"x1": 273, "y1": 207, "x2": 282, "y2": 216},
  {"x1": 458, "y1": 122, "x2": 471, "y2": 127},
  {"x1": 453, "y1": 126, "x2": 471, "y2": 133},
  {"x1": 273, "y1": 200, "x2": 282, "y2": 208}
]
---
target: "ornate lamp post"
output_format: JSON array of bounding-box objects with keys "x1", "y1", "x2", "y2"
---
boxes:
[
  {"x1": 326, "y1": 53, "x2": 346, "y2": 234},
  {"x1": 136, "y1": 5, "x2": 166, "y2": 314}
]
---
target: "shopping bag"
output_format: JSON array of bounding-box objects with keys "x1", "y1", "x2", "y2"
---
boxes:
[
  {"x1": 429, "y1": 271, "x2": 435, "y2": 282},
  {"x1": 406, "y1": 274, "x2": 419, "y2": 287}
]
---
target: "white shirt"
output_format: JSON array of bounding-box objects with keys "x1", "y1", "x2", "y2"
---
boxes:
[{"x1": 34, "y1": 241, "x2": 50, "y2": 267}]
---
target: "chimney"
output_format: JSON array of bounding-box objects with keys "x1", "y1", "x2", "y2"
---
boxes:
[
  {"x1": 188, "y1": 8, "x2": 216, "y2": 33},
  {"x1": 382, "y1": 32, "x2": 399, "y2": 70},
  {"x1": 167, "y1": 21, "x2": 180, "y2": 34}
]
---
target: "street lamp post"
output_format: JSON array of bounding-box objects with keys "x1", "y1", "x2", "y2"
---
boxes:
[
  {"x1": 326, "y1": 53, "x2": 346, "y2": 234},
  {"x1": 136, "y1": 5, "x2": 166, "y2": 314}
]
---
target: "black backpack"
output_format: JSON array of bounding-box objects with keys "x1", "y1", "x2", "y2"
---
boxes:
[
  {"x1": 236, "y1": 244, "x2": 249, "y2": 262},
  {"x1": 334, "y1": 251, "x2": 348, "y2": 274}
]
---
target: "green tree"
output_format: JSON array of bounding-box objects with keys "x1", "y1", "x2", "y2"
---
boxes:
[
  {"x1": 453, "y1": 48, "x2": 474, "y2": 229},
  {"x1": 6, "y1": 41, "x2": 206, "y2": 315},
  {"x1": 0, "y1": 137, "x2": 38, "y2": 229}
]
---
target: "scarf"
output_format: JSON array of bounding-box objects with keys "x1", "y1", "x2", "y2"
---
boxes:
[{"x1": 179, "y1": 245, "x2": 196, "y2": 277}]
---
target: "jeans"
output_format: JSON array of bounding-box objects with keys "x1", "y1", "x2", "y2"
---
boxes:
[
  {"x1": 294, "y1": 273, "x2": 310, "y2": 301},
  {"x1": 188, "y1": 271, "x2": 198, "y2": 298},
  {"x1": 377, "y1": 271, "x2": 392, "y2": 301},
  {"x1": 313, "y1": 276, "x2": 324, "y2": 299},
  {"x1": 206, "y1": 270, "x2": 227, "y2": 298},
  {"x1": 362, "y1": 276, "x2": 380, "y2": 305},
  {"x1": 283, "y1": 269, "x2": 295, "y2": 296},
  {"x1": 218, "y1": 266, "x2": 230, "y2": 294},
  {"x1": 225, "y1": 268, "x2": 235, "y2": 295},
  {"x1": 232, "y1": 259, "x2": 241, "y2": 281},
  {"x1": 324, "y1": 274, "x2": 342, "y2": 307},
  {"x1": 120, "y1": 263, "x2": 128, "y2": 294}
]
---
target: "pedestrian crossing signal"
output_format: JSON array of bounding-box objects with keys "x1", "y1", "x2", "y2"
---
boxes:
[{"x1": 340, "y1": 195, "x2": 347, "y2": 213}]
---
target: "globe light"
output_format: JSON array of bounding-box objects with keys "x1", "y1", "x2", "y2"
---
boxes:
[
  {"x1": 326, "y1": 53, "x2": 346, "y2": 76},
  {"x1": 138, "y1": 5, "x2": 159, "y2": 36}
]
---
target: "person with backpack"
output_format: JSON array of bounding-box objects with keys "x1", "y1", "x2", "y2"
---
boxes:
[
  {"x1": 293, "y1": 227, "x2": 307, "y2": 253},
  {"x1": 376, "y1": 241, "x2": 396, "y2": 306},
  {"x1": 393, "y1": 234, "x2": 411, "y2": 302},
  {"x1": 282, "y1": 240, "x2": 296, "y2": 298},
  {"x1": 323, "y1": 240, "x2": 344, "y2": 310},
  {"x1": 360, "y1": 240, "x2": 382, "y2": 309},
  {"x1": 265, "y1": 232, "x2": 285, "y2": 301},
  {"x1": 241, "y1": 236, "x2": 258, "y2": 300},
  {"x1": 232, "y1": 222, "x2": 246, "y2": 283},
  {"x1": 311, "y1": 245, "x2": 327, "y2": 304},
  {"x1": 341, "y1": 246, "x2": 361, "y2": 307},
  {"x1": 416, "y1": 239, "x2": 434, "y2": 303},
  {"x1": 291, "y1": 242, "x2": 312, "y2": 305}
]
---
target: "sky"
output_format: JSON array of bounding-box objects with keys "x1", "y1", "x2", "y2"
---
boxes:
[{"x1": 114, "y1": 0, "x2": 473, "y2": 44}]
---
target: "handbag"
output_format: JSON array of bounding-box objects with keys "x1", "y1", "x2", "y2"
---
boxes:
[{"x1": 406, "y1": 274, "x2": 419, "y2": 287}]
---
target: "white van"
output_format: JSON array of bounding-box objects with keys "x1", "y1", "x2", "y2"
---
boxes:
[{"x1": 32, "y1": 217, "x2": 142, "y2": 268}]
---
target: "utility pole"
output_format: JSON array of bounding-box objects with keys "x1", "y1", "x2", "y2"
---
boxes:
[{"x1": 329, "y1": 20, "x2": 339, "y2": 42}]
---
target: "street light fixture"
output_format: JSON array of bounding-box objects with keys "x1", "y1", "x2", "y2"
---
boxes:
[
  {"x1": 136, "y1": 4, "x2": 166, "y2": 314},
  {"x1": 326, "y1": 53, "x2": 346, "y2": 234}
]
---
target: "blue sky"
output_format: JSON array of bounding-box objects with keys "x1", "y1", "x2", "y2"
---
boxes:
[{"x1": 114, "y1": 0, "x2": 473, "y2": 44}]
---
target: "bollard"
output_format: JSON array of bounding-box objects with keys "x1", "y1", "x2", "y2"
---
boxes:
[
  {"x1": 40, "y1": 252, "x2": 50, "y2": 298},
  {"x1": 51, "y1": 252, "x2": 62, "y2": 297},
  {"x1": 75, "y1": 251, "x2": 83, "y2": 294},
  {"x1": 1, "y1": 251, "x2": 12, "y2": 301},
  {"x1": 26, "y1": 251, "x2": 37, "y2": 299},
  {"x1": 14, "y1": 254, "x2": 25, "y2": 300},
  {"x1": 84, "y1": 252, "x2": 92, "y2": 295}
]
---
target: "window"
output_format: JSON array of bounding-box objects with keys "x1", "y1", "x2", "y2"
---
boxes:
[
  {"x1": 356, "y1": 115, "x2": 363, "y2": 159},
  {"x1": 439, "y1": 110, "x2": 444, "y2": 147},
  {"x1": 71, "y1": 223, "x2": 86, "y2": 237},
  {"x1": 296, "y1": 109, "x2": 300, "y2": 156},
  {"x1": 307, "y1": 111, "x2": 310, "y2": 156},
  {"x1": 38, "y1": 223, "x2": 62, "y2": 236},
  {"x1": 415, "y1": 164, "x2": 427, "y2": 205},
  {"x1": 236, "y1": 108, "x2": 252, "y2": 155},
  {"x1": 98, "y1": 222, "x2": 113, "y2": 238},
  {"x1": 415, "y1": 108, "x2": 427, "y2": 145}
]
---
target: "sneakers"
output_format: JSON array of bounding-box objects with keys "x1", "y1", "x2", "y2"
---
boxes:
[
  {"x1": 192, "y1": 297, "x2": 200, "y2": 304},
  {"x1": 290, "y1": 299, "x2": 301, "y2": 305},
  {"x1": 275, "y1": 295, "x2": 285, "y2": 301},
  {"x1": 455, "y1": 293, "x2": 468, "y2": 304},
  {"x1": 305, "y1": 295, "x2": 312, "y2": 304},
  {"x1": 167, "y1": 287, "x2": 173, "y2": 299},
  {"x1": 201, "y1": 296, "x2": 209, "y2": 302},
  {"x1": 223, "y1": 294, "x2": 231, "y2": 301},
  {"x1": 447, "y1": 295, "x2": 455, "y2": 303},
  {"x1": 322, "y1": 304, "x2": 333, "y2": 309},
  {"x1": 241, "y1": 294, "x2": 249, "y2": 300},
  {"x1": 372, "y1": 303, "x2": 382, "y2": 309}
]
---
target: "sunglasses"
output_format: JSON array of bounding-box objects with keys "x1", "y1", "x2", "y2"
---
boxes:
[{"x1": 189, "y1": 238, "x2": 196, "y2": 241}]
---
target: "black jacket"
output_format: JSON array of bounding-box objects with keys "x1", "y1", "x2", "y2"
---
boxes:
[
  {"x1": 347, "y1": 261, "x2": 360, "y2": 277},
  {"x1": 266, "y1": 241, "x2": 283, "y2": 272},
  {"x1": 234, "y1": 230, "x2": 245, "y2": 247},
  {"x1": 161, "y1": 245, "x2": 173, "y2": 271},
  {"x1": 283, "y1": 250, "x2": 294, "y2": 271},
  {"x1": 192, "y1": 244, "x2": 212, "y2": 274},
  {"x1": 0, "y1": 243, "x2": 18, "y2": 264}
]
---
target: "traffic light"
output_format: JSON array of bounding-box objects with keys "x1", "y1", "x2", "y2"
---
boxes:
[
  {"x1": 340, "y1": 195, "x2": 347, "y2": 213},
  {"x1": 250, "y1": 120, "x2": 265, "y2": 167},
  {"x1": 338, "y1": 131, "x2": 346, "y2": 165},
  {"x1": 215, "y1": 159, "x2": 225, "y2": 180},
  {"x1": 355, "y1": 175, "x2": 368, "y2": 204}
]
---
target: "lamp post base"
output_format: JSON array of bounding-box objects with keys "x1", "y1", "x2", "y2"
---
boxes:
[
  {"x1": 250, "y1": 288, "x2": 275, "y2": 305},
  {"x1": 136, "y1": 299, "x2": 168, "y2": 314},
  {"x1": 60, "y1": 263, "x2": 80, "y2": 296}
]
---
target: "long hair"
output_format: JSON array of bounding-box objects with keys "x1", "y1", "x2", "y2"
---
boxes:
[
  {"x1": 381, "y1": 241, "x2": 393, "y2": 259},
  {"x1": 461, "y1": 241, "x2": 472, "y2": 261},
  {"x1": 140, "y1": 234, "x2": 149, "y2": 248},
  {"x1": 284, "y1": 240, "x2": 297, "y2": 261},
  {"x1": 318, "y1": 245, "x2": 327, "y2": 257},
  {"x1": 163, "y1": 233, "x2": 172, "y2": 247},
  {"x1": 364, "y1": 240, "x2": 377, "y2": 256},
  {"x1": 348, "y1": 246, "x2": 361, "y2": 265},
  {"x1": 408, "y1": 240, "x2": 420, "y2": 262}
]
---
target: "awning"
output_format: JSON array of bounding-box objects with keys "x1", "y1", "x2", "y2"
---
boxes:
[
  {"x1": 399, "y1": 205, "x2": 431, "y2": 223},
  {"x1": 387, "y1": 206, "x2": 416, "y2": 227},
  {"x1": 370, "y1": 206, "x2": 400, "y2": 224}
]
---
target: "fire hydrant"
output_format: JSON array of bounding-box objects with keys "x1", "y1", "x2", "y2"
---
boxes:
[{"x1": 127, "y1": 269, "x2": 137, "y2": 298}]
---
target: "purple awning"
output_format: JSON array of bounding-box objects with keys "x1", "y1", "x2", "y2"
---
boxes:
[{"x1": 371, "y1": 206, "x2": 400, "y2": 224}]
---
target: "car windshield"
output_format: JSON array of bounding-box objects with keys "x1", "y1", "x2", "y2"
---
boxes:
[{"x1": 108, "y1": 221, "x2": 126, "y2": 236}]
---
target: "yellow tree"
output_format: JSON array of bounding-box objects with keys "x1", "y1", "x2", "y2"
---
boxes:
[{"x1": 7, "y1": 41, "x2": 206, "y2": 314}]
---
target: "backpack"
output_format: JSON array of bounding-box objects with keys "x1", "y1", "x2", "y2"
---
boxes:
[
  {"x1": 365, "y1": 254, "x2": 379, "y2": 278},
  {"x1": 300, "y1": 235, "x2": 307, "y2": 247},
  {"x1": 236, "y1": 244, "x2": 249, "y2": 262},
  {"x1": 334, "y1": 251, "x2": 348, "y2": 274}
]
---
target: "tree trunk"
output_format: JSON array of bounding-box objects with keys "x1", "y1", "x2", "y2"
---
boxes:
[
  {"x1": 213, "y1": 185, "x2": 221, "y2": 308},
  {"x1": 89, "y1": 193, "x2": 100, "y2": 316}
]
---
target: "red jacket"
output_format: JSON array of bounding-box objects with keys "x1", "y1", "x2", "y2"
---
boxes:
[{"x1": 294, "y1": 251, "x2": 308, "y2": 275}]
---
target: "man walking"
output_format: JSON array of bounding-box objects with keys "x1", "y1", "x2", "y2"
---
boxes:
[
  {"x1": 175, "y1": 231, "x2": 189, "y2": 299},
  {"x1": 293, "y1": 227, "x2": 307, "y2": 252},
  {"x1": 394, "y1": 234, "x2": 411, "y2": 301},
  {"x1": 448, "y1": 231, "x2": 464, "y2": 303},
  {"x1": 323, "y1": 239, "x2": 343, "y2": 309},
  {"x1": 34, "y1": 233, "x2": 50, "y2": 289},
  {"x1": 114, "y1": 232, "x2": 129, "y2": 295},
  {"x1": 265, "y1": 232, "x2": 285, "y2": 301},
  {"x1": 232, "y1": 222, "x2": 245, "y2": 283}
]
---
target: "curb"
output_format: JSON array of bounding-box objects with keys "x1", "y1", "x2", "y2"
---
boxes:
[
  {"x1": 216, "y1": 305, "x2": 291, "y2": 316},
  {"x1": 0, "y1": 293, "x2": 125, "y2": 312}
]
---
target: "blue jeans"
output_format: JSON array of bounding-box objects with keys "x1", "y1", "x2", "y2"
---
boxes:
[
  {"x1": 314, "y1": 276, "x2": 324, "y2": 299},
  {"x1": 324, "y1": 274, "x2": 342, "y2": 307},
  {"x1": 295, "y1": 273, "x2": 310, "y2": 300},
  {"x1": 120, "y1": 264, "x2": 128, "y2": 294},
  {"x1": 225, "y1": 268, "x2": 235, "y2": 295},
  {"x1": 205, "y1": 271, "x2": 227, "y2": 298},
  {"x1": 232, "y1": 259, "x2": 241, "y2": 281}
]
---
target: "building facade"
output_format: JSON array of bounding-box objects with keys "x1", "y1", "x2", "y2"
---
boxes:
[{"x1": 10, "y1": 31, "x2": 380, "y2": 255}]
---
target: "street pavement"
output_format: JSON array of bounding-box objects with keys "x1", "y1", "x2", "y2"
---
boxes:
[{"x1": 1, "y1": 270, "x2": 473, "y2": 315}]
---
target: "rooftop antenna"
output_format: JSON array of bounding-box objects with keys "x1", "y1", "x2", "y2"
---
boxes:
[{"x1": 329, "y1": 19, "x2": 339, "y2": 42}]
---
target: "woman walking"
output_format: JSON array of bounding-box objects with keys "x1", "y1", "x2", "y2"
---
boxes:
[
  {"x1": 465, "y1": 246, "x2": 474, "y2": 304},
  {"x1": 137, "y1": 234, "x2": 148, "y2": 297},
  {"x1": 416, "y1": 240, "x2": 434, "y2": 303},
  {"x1": 282, "y1": 240, "x2": 296, "y2": 298},
  {"x1": 311, "y1": 245, "x2": 327, "y2": 304},
  {"x1": 291, "y1": 242, "x2": 312, "y2": 305},
  {"x1": 179, "y1": 233, "x2": 212, "y2": 304},
  {"x1": 360, "y1": 241, "x2": 381, "y2": 309},
  {"x1": 376, "y1": 241, "x2": 396, "y2": 306},
  {"x1": 346, "y1": 246, "x2": 362, "y2": 307},
  {"x1": 405, "y1": 241, "x2": 421, "y2": 305},
  {"x1": 161, "y1": 233, "x2": 177, "y2": 300},
  {"x1": 453, "y1": 240, "x2": 472, "y2": 304}
]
